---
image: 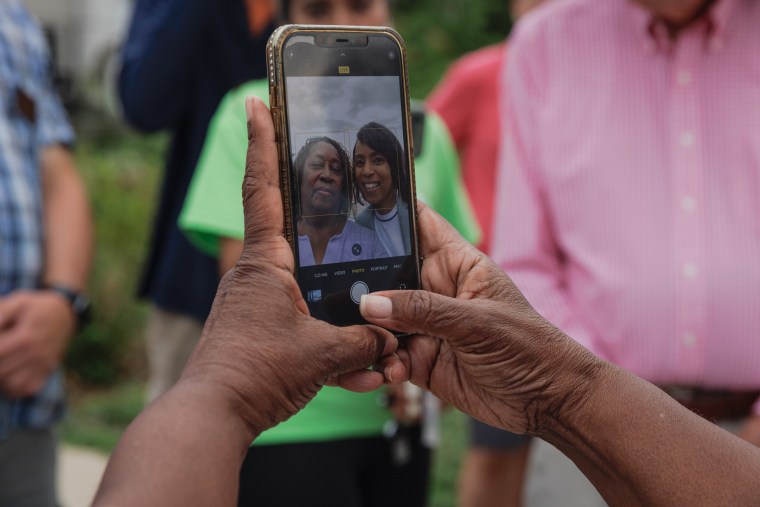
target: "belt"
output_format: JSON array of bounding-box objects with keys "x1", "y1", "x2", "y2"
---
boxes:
[{"x1": 659, "y1": 386, "x2": 759, "y2": 422}]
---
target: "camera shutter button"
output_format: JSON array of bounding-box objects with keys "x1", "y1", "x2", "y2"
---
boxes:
[{"x1": 350, "y1": 281, "x2": 369, "y2": 304}]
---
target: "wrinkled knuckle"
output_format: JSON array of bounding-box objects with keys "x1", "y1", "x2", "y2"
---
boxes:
[
  {"x1": 242, "y1": 165, "x2": 267, "y2": 201},
  {"x1": 321, "y1": 342, "x2": 351, "y2": 376},
  {"x1": 228, "y1": 258, "x2": 269, "y2": 285},
  {"x1": 342, "y1": 327, "x2": 379, "y2": 365},
  {"x1": 407, "y1": 291, "x2": 435, "y2": 327},
  {"x1": 218, "y1": 269, "x2": 235, "y2": 289},
  {"x1": 242, "y1": 179, "x2": 258, "y2": 210}
]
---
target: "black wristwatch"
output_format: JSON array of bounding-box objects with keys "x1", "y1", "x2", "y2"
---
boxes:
[{"x1": 44, "y1": 284, "x2": 92, "y2": 331}]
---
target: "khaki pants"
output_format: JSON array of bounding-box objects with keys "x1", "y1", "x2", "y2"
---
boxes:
[{"x1": 144, "y1": 307, "x2": 204, "y2": 403}]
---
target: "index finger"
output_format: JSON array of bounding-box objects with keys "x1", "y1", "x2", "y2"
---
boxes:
[{"x1": 242, "y1": 96, "x2": 284, "y2": 250}]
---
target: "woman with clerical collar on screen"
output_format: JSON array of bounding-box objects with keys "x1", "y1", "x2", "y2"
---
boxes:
[
  {"x1": 353, "y1": 122, "x2": 412, "y2": 257},
  {"x1": 296, "y1": 136, "x2": 388, "y2": 267}
]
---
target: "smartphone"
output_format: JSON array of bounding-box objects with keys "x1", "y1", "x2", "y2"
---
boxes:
[{"x1": 267, "y1": 25, "x2": 421, "y2": 327}]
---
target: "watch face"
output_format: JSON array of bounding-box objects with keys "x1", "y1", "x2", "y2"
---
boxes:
[
  {"x1": 45, "y1": 285, "x2": 91, "y2": 324},
  {"x1": 72, "y1": 295, "x2": 90, "y2": 315}
]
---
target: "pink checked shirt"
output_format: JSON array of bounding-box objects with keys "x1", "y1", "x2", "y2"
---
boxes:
[{"x1": 492, "y1": 0, "x2": 760, "y2": 413}]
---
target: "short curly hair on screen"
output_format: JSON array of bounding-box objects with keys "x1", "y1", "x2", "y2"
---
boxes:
[{"x1": 294, "y1": 136, "x2": 352, "y2": 216}]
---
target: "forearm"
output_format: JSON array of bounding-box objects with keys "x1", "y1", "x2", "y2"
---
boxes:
[
  {"x1": 542, "y1": 362, "x2": 760, "y2": 505},
  {"x1": 41, "y1": 146, "x2": 93, "y2": 291},
  {"x1": 94, "y1": 379, "x2": 255, "y2": 507}
]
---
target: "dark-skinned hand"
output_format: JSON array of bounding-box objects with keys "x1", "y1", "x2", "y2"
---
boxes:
[
  {"x1": 178, "y1": 97, "x2": 400, "y2": 437},
  {"x1": 361, "y1": 204, "x2": 605, "y2": 436},
  {"x1": 0, "y1": 290, "x2": 75, "y2": 397}
]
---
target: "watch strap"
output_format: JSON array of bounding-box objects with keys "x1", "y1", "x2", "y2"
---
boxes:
[{"x1": 43, "y1": 283, "x2": 91, "y2": 329}]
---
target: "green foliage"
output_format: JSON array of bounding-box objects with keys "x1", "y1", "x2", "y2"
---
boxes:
[
  {"x1": 62, "y1": 382, "x2": 145, "y2": 452},
  {"x1": 394, "y1": 0, "x2": 513, "y2": 97},
  {"x1": 64, "y1": 114, "x2": 165, "y2": 386}
]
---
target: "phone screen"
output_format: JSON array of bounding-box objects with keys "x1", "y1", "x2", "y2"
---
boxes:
[{"x1": 281, "y1": 31, "x2": 420, "y2": 326}]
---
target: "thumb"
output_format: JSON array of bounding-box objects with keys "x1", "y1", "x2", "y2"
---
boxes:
[
  {"x1": 327, "y1": 323, "x2": 398, "y2": 376},
  {"x1": 360, "y1": 291, "x2": 475, "y2": 343},
  {"x1": 241, "y1": 96, "x2": 284, "y2": 250}
]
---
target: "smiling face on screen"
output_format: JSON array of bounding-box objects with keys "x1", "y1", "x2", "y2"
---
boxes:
[{"x1": 353, "y1": 141, "x2": 396, "y2": 211}]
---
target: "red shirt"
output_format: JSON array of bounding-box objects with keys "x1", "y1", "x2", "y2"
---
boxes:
[{"x1": 428, "y1": 43, "x2": 506, "y2": 254}]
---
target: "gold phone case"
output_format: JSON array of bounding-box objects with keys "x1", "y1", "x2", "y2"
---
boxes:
[{"x1": 266, "y1": 25, "x2": 420, "y2": 268}]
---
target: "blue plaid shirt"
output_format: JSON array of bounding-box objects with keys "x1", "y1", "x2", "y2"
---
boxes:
[{"x1": 0, "y1": 0, "x2": 75, "y2": 439}]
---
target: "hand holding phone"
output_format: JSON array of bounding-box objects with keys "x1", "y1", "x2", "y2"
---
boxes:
[{"x1": 267, "y1": 25, "x2": 421, "y2": 327}]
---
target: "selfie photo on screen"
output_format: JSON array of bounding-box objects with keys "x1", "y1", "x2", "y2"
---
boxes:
[
  {"x1": 294, "y1": 135, "x2": 388, "y2": 267},
  {"x1": 287, "y1": 75, "x2": 410, "y2": 267}
]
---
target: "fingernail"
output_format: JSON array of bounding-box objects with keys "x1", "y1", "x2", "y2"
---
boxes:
[
  {"x1": 385, "y1": 364, "x2": 394, "y2": 383},
  {"x1": 245, "y1": 96, "x2": 256, "y2": 121},
  {"x1": 360, "y1": 294, "x2": 392, "y2": 319}
]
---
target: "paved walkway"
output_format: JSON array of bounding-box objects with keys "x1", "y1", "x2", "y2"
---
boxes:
[{"x1": 58, "y1": 445, "x2": 109, "y2": 507}]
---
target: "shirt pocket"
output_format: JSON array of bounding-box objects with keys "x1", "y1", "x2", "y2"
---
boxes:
[{"x1": 1, "y1": 85, "x2": 37, "y2": 160}]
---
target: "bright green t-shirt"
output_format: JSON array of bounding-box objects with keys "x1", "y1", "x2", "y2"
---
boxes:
[{"x1": 179, "y1": 79, "x2": 479, "y2": 445}]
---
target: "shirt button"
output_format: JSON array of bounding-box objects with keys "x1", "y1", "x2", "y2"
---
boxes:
[
  {"x1": 680, "y1": 132, "x2": 695, "y2": 148},
  {"x1": 680, "y1": 196, "x2": 696, "y2": 212},
  {"x1": 682, "y1": 262, "x2": 698, "y2": 279},
  {"x1": 682, "y1": 332, "x2": 697, "y2": 348},
  {"x1": 677, "y1": 70, "x2": 692, "y2": 86}
]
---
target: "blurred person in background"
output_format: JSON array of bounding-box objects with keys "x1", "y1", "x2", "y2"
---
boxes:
[
  {"x1": 428, "y1": 0, "x2": 543, "y2": 255},
  {"x1": 118, "y1": 0, "x2": 276, "y2": 404},
  {"x1": 494, "y1": 0, "x2": 760, "y2": 504},
  {"x1": 0, "y1": 1, "x2": 94, "y2": 505},
  {"x1": 179, "y1": 1, "x2": 480, "y2": 505},
  {"x1": 427, "y1": 1, "x2": 545, "y2": 506}
]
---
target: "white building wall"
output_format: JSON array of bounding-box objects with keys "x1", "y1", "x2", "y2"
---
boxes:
[
  {"x1": 25, "y1": 0, "x2": 131, "y2": 79},
  {"x1": 80, "y1": 0, "x2": 131, "y2": 74}
]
